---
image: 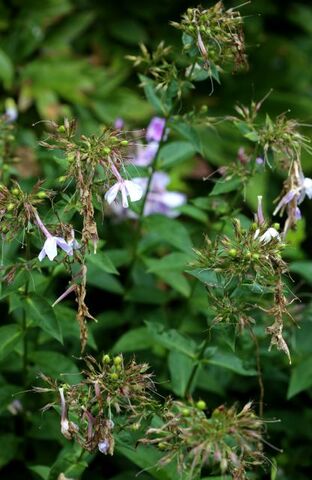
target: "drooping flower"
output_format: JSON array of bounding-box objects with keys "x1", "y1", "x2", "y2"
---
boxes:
[
  {"x1": 259, "y1": 227, "x2": 280, "y2": 244},
  {"x1": 98, "y1": 439, "x2": 110, "y2": 454},
  {"x1": 33, "y1": 209, "x2": 73, "y2": 262},
  {"x1": 38, "y1": 236, "x2": 73, "y2": 262},
  {"x1": 273, "y1": 175, "x2": 312, "y2": 216},
  {"x1": 4, "y1": 98, "x2": 18, "y2": 122},
  {"x1": 105, "y1": 162, "x2": 143, "y2": 208},
  {"x1": 110, "y1": 172, "x2": 186, "y2": 219},
  {"x1": 132, "y1": 141, "x2": 159, "y2": 166},
  {"x1": 146, "y1": 117, "x2": 166, "y2": 142},
  {"x1": 105, "y1": 179, "x2": 143, "y2": 208},
  {"x1": 256, "y1": 195, "x2": 265, "y2": 225}
]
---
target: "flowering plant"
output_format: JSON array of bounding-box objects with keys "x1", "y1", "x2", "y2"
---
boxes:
[{"x1": 0, "y1": 2, "x2": 312, "y2": 480}]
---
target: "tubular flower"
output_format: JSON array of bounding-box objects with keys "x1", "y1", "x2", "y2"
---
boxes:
[
  {"x1": 33, "y1": 209, "x2": 73, "y2": 262},
  {"x1": 146, "y1": 116, "x2": 166, "y2": 142},
  {"x1": 259, "y1": 227, "x2": 280, "y2": 244},
  {"x1": 105, "y1": 179, "x2": 143, "y2": 208}
]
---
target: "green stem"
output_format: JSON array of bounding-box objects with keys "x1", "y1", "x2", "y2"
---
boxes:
[
  {"x1": 185, "y1": 332, "x2": 211, "y2": 398},
  {"x1": 129, "y1": 118, "x2": 169, "y2": 265}
]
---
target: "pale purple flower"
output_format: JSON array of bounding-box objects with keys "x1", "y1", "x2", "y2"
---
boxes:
[
  {"x1": 98, "y1": 439, "x2": 110, "y2": 454},
  {"x1": 105, "y1": 179, "x2": 143, "y2": 208},
  {"x1": 256, "y1": 157, "x2": 264, "y2": 165},
  {"x1": 59, "y1": 387, "x2": 71, "y2": 439},
  {"x1": 114, "y1": 117, "x2": 124, "y2": 130},
  {"x1": 273, "y1": 175, "x2": 312, "y2": 216},
  {"x1": 146, "y1": 117, "x2": 166, "y2": 142},
  {"x1": 39, "y1": 236, "x2": 72, "y2": 262},
  {"x1": 33, "y1": 210, "x2": 73, "y2": 262},
  {"x1": 295, "y1": 207, "x2": 302, "y2": 220},
  {"x1": 111, "y1": 172, "x2": 186, "y2": 218},
  {"x1": 259, "y1": 227, "x2": 280, "y2": 244},
  {"x1": 132, "y1": 141, "x2": 159, "y2": 166}
]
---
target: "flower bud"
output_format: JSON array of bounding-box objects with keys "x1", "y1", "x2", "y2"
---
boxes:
[
  {"x1": 182, "y1": 408, "x2": 190, "y2": 417},
  {"x1": 114, "y1": 355, "x2": 122, "y2": 366},
  {"x1": 37, "y1": 191, "x2": 47, "y2": 199},
  {"x1": 252, "y1": 253, "x2": 260, "y2": 260},
  {"x1": 196, "y1": 400, "x2": 207, "y2": 410},
  {"x1": 11, "y1": 188, "x2": 19, "y2": 196},
  {"x1": 110, "y1": 372, "x2": 119, "y2": 381},
  {"x1": 228, "y1": 248, "x2": 237, "y2": 257},
  {"x1": 98, "y1": 439, "x2": 110, "y2": 454},
  {"x1": 103, "y1": 354, "x2": 111, "y2": 364},
  {"x1": 120, "y1": 140, "x2": 128, "y2": 146},
  {"x1": 273, "y1": 223, "x2": 280, "y2": 230},
  {"x1": 103, "y1": 147, "x2": 111, "y2": 155},
  {"x1": 7, "y1": 202, "x2": 15, "y2": 211},
  {"x1": 57, "y1": 125, "x2": 65, "y2": 133}
]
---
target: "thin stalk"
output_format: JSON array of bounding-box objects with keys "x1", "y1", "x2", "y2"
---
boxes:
[{"x1": 185, "y1": 330, "x2": 211, "y2": 397}]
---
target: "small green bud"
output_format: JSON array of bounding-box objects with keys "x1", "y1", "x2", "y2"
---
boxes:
[
  {"x1": 67, "y1": 153, "x2": 75, "y2": 163},
  {"x1": 252, "y1": 253, "x2": 260, "y2": 260},
  {"x1": 11, "y1": 188, "x2": 19, "y2": 196},
  {"x1": 200, "y1": 105, "x2": 208, "y2": 113},
  {"x1": 120, "y1": 140, "x2": 128, "y2": 146},
  {"x1": 58, "y1": 176, "x2": 67, "y2": 183},
  {"x1": 188, "y1": 25, "x2": 195, "y2": 32},
  {"x1": 103, "y1": 354, "x2": 111, "y2": 364},
  {"x1": 7, "y1": 202, "x2": 15, "y2": 211},
  {"x1": 251, "y1": 222, "x2": 258, "y2": 230},
  {"x1": 110, "y1": 372, "x2": 119, "y2": 381},
  {"x1": 103, "y1": 147, "x2": 111, "y2": 155},
  {"x1": 3, "y1": 164, "x2": 9, "y2": 171},
  {"x1": 111, "y1": 136, "x2": 119, "y2": 143},
  {"x1": 130, "y1": 422, "x2": 140, "y2": 431},
  {"x1": 114, "y1": 355, "x2": 122, "y2": 366},
  {"x1": 182, "y1": 408, "x2": 190, "y2": 417},
  {"x1": 37, "y1": 191, "x2": 47, "y2": 199},
  {"x1": 196, "y1": 400, "x2": 207, "y2": 411},
  {"x1": 273, "y1": 223, "x2": 280, "y2": 231},
  {"x1": 228, "y1": 248, "x2": 237, "y2": 257},
  {"x1": 57, "y1": 125, "x2": 65, "y2": 133},
  {"x1": 8, "y1": 135, "x2": 15, "y2": 142},
  {"x1": 245, "y1": 251, "x2": 252, "y2": 259},
  {"x1": 18, "y1": 287, "x2": 25, "y2": 293},
  {"x1": 158, "y1": 442, "x2": 167, "y2": 451}
]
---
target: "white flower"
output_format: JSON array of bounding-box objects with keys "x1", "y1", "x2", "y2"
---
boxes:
[
  {"x1": 259, "y1": 227, "x2": 280, "y2": 244},
  {"x1": 98, "y1": 439, "x2": 110, "y2": 454},
  {"x1": 303, "y1": 177, "x2": 312, "y2": 199},
  {"x1": 105, "y1": 179, "x2": 143, "y2": 208},
  {"x1": 38, "y1": 236, "x2": 73, "y2": 262}
]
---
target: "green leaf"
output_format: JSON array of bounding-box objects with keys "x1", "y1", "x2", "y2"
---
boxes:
[
  {"x1": 210, "y1": 177, "x2": 241, "y2": 196},
  {"x1": 0, "y1": 324, "x2": 22, "y2": 361},
  {"x1": 146, "y1": 322, "x2": 197, "y2": 358},
  {"x1": 186, "y1": 268, "x2": 224, "y2": 287},
  {"x1": 168, "y1": 351, "x2": 194, "y2": 397},
  {"x1": 30, "y1": 351, "x2": 81, "y2": 381},
  {"x1": 288, "y1": 356, "x2": 312, "y2": 398},
  {"x1": 204, "y1": 349, "x2": 257, "y2": 376},
  {"x1": 289, "y1": 261, "x2": 312, "y2": 285},
  {"x1": 0, "y1": 48, "x2": 14, "y2": 88},
  {"x1": 145, "y1": 253, "x2": 192, "y2": 273},
  {"x1": 25, "y1": 294, "x2": 63, "y2": 343},
  {"x1": 244, "y1": 131, "x2": 260, "y2": 142},
  {"x1": 112, "y1": 327, "x2": 153, "y2": 352},
  {"x1": 158, "y1": 141, "x2": 196, "y2": 168},
  {"x1": 0, "y1": 434, "x2": 20, "y2": 469},
  {"x1": 87, "y1": 251, "x2": 119, "y2": 275},
  {"x1": 48, "y1": 444, "x2": 90, "y2": 480},
  {"x1": 141, "y1": 215, "x2": 192, "y2": 253},
  {"x1": 138, "y1": 74, "x2": 164, "y2": 114},
  {"x1": 28, "y1": 465, "x2": 50, "y2": 480}
]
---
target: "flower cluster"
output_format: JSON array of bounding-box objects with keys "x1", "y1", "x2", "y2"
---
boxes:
[
  {"x1": 36, "y1": 355, "x2": 158, "y2": 455},
  {"x1": 109, "y1": 117, "x2": 186, "y2": 219},
  {"x1": 171, "y1": 1, "x2": 247, "y2": 78},
  {"x1": 141, "y1": 400, "x2": 265, "y2": 480},
  {"x1": 191, "y1": 197, "x2": 292, "y2": 360}
]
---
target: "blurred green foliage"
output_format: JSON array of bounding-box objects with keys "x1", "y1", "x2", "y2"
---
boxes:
[{"x1": 0, "y1": 1, "x2": 312, "y2": 479}]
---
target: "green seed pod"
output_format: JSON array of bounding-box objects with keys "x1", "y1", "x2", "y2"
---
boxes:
[
  {"x1": 103, "y1": 354, "x2": 111, "y2": 364},
  {"x1": 252, "y1": 253, "x2": 260, "y2": 260},
  {"x1": 37, "y1": 191, "x2": 47, "y2": 199},
  {"x1": 103, "y1": 147, "x2": 111, "y2": 155},
  {"x1": 57, "y1": 125, "x2": 65, "y2": 133},
  {"x1": 245, "y1": 251, "x2": 252, "y2": 259},
  {"x1": 110, "y1": 372, "x2": 118, "y2": 381},
  {"x1": 120, "y1": 140, "x2": 128, "y2": 146},
  {"x1": 58, "y1": 176, "x2": 67, "y2": 183},
  {"x1": 111, "y1": 136, "x2": 119, "y2": 143},
  {"x1": 273, "y1": 223, "x2": 280, "y2": 230},
  {"x1": 11, "y1": 188, "x2": 19, "y2": 196},
  {"x1": 7, "y1": 202, "x2": 15, "y2": 211},
  {"x1": 228, "y1": 248, "x2": 237, "y2": 257},
  {"x1": 182, "y1": 408, "x2": 190, "y2": 417},
  {"x1": 114, "y1": 355, "x2": 122, "y2": 366},
  {"x1": 158, "y1": 442, "x2": 167, "y2": 451},
  {"x1": 196, "y1": 400, "x2": 207, "y2": 410}
]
